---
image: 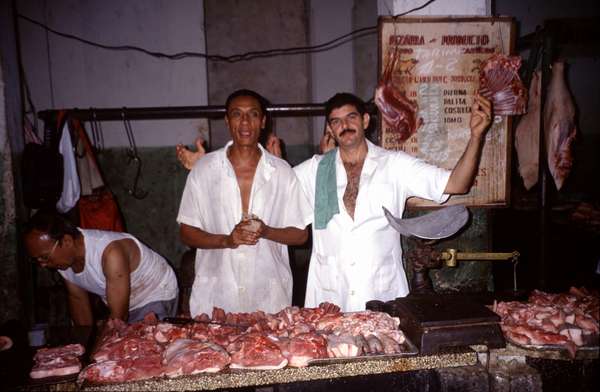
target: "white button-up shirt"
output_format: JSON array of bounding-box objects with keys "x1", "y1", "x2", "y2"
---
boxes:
[
  {"x1": 294, "y1": 140, "x2": 450, "y2": 311},
  {"x1": 177, "y1": 141, "x2": 312, "y2": 316}
]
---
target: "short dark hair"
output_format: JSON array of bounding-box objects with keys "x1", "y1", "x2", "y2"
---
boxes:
[
  {"x1": 225, "y1": 89, "x2": 268, "y2": 115},
  {"x1": 23, "y1": 210, "x2": 82, "y2": 241},
  {"x1": 325, "y1": 93, "x2": 367, "y2": 119}
]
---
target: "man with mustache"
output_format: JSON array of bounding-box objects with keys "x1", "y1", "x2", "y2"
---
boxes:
[
  {"x1": 176, "y1": 91, "x2": 492, "y2": 312},
  {"x1": 293, "y1": 92, "x2": 492, "y2": 311}
]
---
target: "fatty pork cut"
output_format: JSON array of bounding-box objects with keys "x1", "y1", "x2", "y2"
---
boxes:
[
  {"x1": 227, "y1": 333, "x2": 288, "y2": 370},
  {"x1": 163, "y1": 339, "x2": 231, "y2": 377},
  {"x1": 543, "y1": 62, "x2": 577, "y2": 190},
  {"x1": 30, "y1": 343, "x2": 85, "y2": 379},
  {"x1": 515, "y1": 71, "x2": 541, "y2": 190}
]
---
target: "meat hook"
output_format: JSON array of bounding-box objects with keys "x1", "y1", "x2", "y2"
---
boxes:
[{"x1": 122, "y1": 110, "x2": 148, "y2": 199}]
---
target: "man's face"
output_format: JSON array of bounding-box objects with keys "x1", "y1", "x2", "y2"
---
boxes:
[
  {"x1": 225, "y1": 95, "x2": 266, "y2": 148},
  {"x1": 24, "y1": 230, "x2": 73, "y2": 270},
  {"x1": 326, "y1": 104, "x2": 369, "y2": 149}
]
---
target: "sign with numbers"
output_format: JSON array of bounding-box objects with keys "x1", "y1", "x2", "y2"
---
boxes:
[{"x1": 378, "y1": 17, "x2": 515, "y2": 207}]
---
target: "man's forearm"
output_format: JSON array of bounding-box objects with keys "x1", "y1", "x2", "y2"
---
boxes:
[
  {"x1": 263, "y1": 226, "x2": 308, "y2": 246},
  {"x1": 180, "y1": 224, "x2": 232, "y2": 249},
  {"x1": 68, "y1": 296, "x2": 94, "y2": 326},
  {"x1": 445, "y1": 135, "x2": 485, "y2": 194}
]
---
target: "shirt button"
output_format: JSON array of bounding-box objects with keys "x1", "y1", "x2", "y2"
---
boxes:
[
  {"x1": 350, "y1": 261, "x2": 356, "y2": 266},
  {"x1": 350, "y1": 290, "x2": 355, "y2": 295}
]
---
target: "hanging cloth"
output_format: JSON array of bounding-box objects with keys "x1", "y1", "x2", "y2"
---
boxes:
[{"x1": 56, "y1": 121, "x2": 80, "y2": 213}]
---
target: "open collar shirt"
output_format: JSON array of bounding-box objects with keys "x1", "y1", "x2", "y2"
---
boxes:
[
  {"x1": 294, "y1": 140, "x2": 451, "y2": 311},
  {"x1": 177, "y1": 141, "x2": 312, "y2": 316}
]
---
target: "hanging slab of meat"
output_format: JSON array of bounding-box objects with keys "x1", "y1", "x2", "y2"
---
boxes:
[
  {"x1": 543, "y1": 61, "x2": 577, "y2": 190},
  {"x1": 30, "y1": 343, "x2": 86, "y2": 379},
  {"x1": 478, "y1": 53, "x2": 527, "y2": 116},
  {"x1": 515, "y1": 71, "x2": 541, "y2": 190},
  {"x1": 375, "y1": 46, "x2": 422, "y2": 142},
  {"x1": 163, "y1": 339, "x2": 231, "y2": 377},
  {"x1": 227, "y1": 333, "x2": 287, "y2": 370}
]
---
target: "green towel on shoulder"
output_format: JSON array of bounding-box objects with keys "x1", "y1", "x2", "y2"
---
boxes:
[{"x1": 314, "y1": 148, "x2": 339, "y2": 229}]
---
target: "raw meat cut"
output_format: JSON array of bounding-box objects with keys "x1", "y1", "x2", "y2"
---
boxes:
[
  {"x1": 515, "y1": 71, "x2": 541, "y2": 189},
  {"x1": 163, "y1": 339, "x2": 230, "y2": 377},
  {"x1": 285, "y1": 333, "x2": 328, "y2": 367},
  {"x1": 478, "y1": 54, "x2": 527, "y2": 116},
  {"x1": 92, "y1": 336, "x2": 162, "y2": 362},
  {"x1": 543, "y1": 62, "x2": 576, "y2": 190},
  {"x1": 154, "y1": 323, "x2": 190, "y2": 343},
  {"x1": 34, "y1": 343, "x2": 85, "y2": 362},
  {"x1": 30, "y1": 356, "x2": 82, "y2": 379},
  {"x1": 30, "y1": 343, "x2": 85, "y2": 379},
  {"x1": 227, "y1": 333, "x2": 287, "y2": 370},
  {"x1": 375, "y1": 46, "x2": 422, "y2": 142},
  {"x1": 79, "y1": 354, "x2": 164, "y2": 383},
  {"x1": 493, "y1": 287, "x2": 599, "y2": 358}
]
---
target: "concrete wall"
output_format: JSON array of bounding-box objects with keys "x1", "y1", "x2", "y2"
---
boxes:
[
  {"x1": 18, "y1": 0, "x2": 208, "y2": 147},
  {"x1": 204, "y1": 0, "x2": 313, "y2": 165}
]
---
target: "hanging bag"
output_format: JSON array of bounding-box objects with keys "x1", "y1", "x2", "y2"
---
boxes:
[{"x1": 72, "y1": 119, "x2": 125, "y2": 232}]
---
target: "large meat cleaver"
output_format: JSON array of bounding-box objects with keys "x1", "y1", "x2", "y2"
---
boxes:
[{"x1": 383, "y1": 205, "x2": 469, "y2": 240}]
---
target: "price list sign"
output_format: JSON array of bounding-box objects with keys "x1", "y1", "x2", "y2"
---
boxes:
[{"x1": 378, "y1": 17, "x2": 515, "y2": 207}]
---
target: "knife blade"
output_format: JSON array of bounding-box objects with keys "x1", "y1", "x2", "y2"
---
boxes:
[{"x1": 162, "y1": 317, "x2": 249, "y2": 329}]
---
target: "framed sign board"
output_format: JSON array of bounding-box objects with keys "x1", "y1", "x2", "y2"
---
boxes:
[{"x1": 378, "y1": 17, "x2": 515, "y2": 207}]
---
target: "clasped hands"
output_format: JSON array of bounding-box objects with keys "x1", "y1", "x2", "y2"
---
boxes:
[{"x1": 225, "y1": 218, "x2": 267, "y2": 248}]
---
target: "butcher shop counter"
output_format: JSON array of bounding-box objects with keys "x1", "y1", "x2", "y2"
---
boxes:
[{"x1": 17, "y1": 348, "x2": 476, "y2": 391}]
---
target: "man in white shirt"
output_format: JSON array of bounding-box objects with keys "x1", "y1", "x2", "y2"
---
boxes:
[
  {"x1": 177, "y1": 89, "x2": 311, "y2": 316},
  {"x1": 24, "y1": 211, "x2": 178, "y2": 324},
  {"x1": 293, "y1": 92, "x2": 492, "y2": 311}
]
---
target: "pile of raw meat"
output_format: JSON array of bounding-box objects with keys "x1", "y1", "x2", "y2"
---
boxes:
[
  {"x1": 493, "y1": 287, "x2": 599, "y2": 357},
  {"x1": 478, "y1": 53, "x2": 527, "y2": 116},
  {"x1": 30, "y1": 343, "x2": 85, "y2": 379},
  {"x1": 79, "y1": 303, "x2": 408, "y2": 384}
]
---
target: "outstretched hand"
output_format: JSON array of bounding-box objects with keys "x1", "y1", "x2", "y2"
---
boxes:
[
  {"x1": 176, "y1": 137, "x2": 205, "y2": 170},
  {"x1": 266, "y1": 134, "x2": 282, "y2": 158},
  {"x1": 470, "y1": 94, "x2": 493, "y2": 139}
]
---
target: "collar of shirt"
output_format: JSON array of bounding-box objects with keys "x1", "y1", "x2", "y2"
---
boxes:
[
  {"x1": 334, "y1": 139, "x2": 385, "y2": 184},
  {"x1": 219, "y1": 140, "x2": 276, "y2": 187}
]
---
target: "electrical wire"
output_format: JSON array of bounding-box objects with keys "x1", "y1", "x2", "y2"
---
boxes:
[{"x1": 17, "y1": 0, "x2": 436, "y2": 63}]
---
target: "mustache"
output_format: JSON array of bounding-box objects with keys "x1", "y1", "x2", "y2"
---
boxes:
[{"x1": 339, "y1": 128, "x2": 356, "y2": 137}]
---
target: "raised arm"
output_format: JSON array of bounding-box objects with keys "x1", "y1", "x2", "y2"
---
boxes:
[
  {"x1": 64, "y1": 279, "x2": 94, "y2": 326},
  {"x1": 101, "y1": 240, "x2": 133, "y2": 322},
  {"x1": 444, "y1": 94, "x2": 492, "y2": 194}
]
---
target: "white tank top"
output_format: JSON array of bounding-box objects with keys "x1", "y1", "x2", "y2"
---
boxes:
[{"x1": 59, "y1": 229, "x2": 178, "y2": 310}]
